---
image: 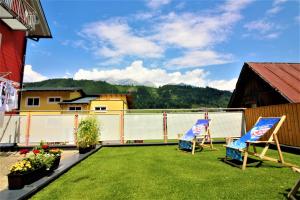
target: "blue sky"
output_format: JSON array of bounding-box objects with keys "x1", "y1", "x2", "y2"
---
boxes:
[{"x1": 24, "y1": 0, "x2": 300, "y2": 90}]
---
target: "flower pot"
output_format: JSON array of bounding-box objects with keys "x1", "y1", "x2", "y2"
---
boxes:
[
  {"x1": 24, "y1": 167, "x2": 46, "y2": 185},
  {"x1": 7, "y1": 174, "x2": 25, "y2": 190},
  {"x1": 50, "y1": 155, "x2": 61, "y2": 170},
  {"x1": 79, "y1": 147, "x2": 91, "y2": 154}
]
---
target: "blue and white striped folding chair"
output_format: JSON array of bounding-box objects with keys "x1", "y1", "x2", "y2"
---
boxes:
[
  {"x1": 224, "y1": 115, "x2": 296, "y2": 170},
  {"x1": 178, "y1": 119, "x2": 213, "y2": 155}
]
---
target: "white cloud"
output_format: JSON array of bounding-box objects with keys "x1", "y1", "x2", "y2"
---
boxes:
[
  {"x1": 244, "y1": 19, "x2": 281, "y2": 39},
  {"x1": 74, "y1": 0, "x2": 253, "y2": 69},
  {"x1": 208, "y1": 78, "x2": 238, "y2": 91},
  {"x1": 23, "y1": 65, "x2": 48, "y2": 82},
  {"x1": 221, "y1": 0, "x2": 253, "y2": 12},
  {"x1": 154, "y1": 0, "x2": 252, "y2": 49},
  {"x1": 243, "y1": 0, "x2": 289, "y2": 39},
  {"x1": 266, "y1": 0, "x2": 288, "y2": 15},
  {"x1": 166, "y1": 50, "x2": 233, "y2": 69},
  {"x1": 146, "y1": 0, "x2": 172, "y2": 9},
  {"x1": 74, "y1": 60, "x2": 236, "y2": 91},
  {"x1": 266, "y1": 6, "x2": 282, "y2": 15},
  {"x1": 295, "y1": 15, "x2": 300, "y2": 24},
  {"x1": 81, "y1": 21, "x2": 163, "y2": 58},
  {"x1": 244, "y1": 20, "x2": 274, "y2": 33},
  {"x1": 74, "y1": 60, "x2": 206, "y2": 87}
]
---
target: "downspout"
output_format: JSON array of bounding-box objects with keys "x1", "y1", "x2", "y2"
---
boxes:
[{"x1": 18, "y1": 32, "x2": 28, "y2": 113}]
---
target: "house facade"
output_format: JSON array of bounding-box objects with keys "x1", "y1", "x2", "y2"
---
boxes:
[
  {"x1": 0, "y1": 0, "x2": 51, "y2": 109},
  {"x1": 228, "y1": 62, "x2": 300, "y2": 108},
  {"x1": 20, "y1": 88, "x2": 131, "y2": 115}
]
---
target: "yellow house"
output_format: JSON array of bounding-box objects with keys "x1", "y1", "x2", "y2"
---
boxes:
[{"x1": 20, "y1": 88, "x2": 132, "y2": 115}]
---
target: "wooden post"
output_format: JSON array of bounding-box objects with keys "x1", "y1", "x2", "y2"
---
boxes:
[
  {"x1": 204, "y1": 111, "x2": 210, "y2": 143},
  {"x1": 120, "y1": 111, "x2": 124, "y2": 144},
  {"x1": 25, "y1": 112, "x2": 31, "y2": 146},
  {"x1": 242, "y1": 143, "x2": 249, "y2": 170},
  {"x1": 288, "y1": 178, "x2": 300, "y2": 200},
  {"x1": 74, "y1": 114, "x2": 79, "y2": 145},
  {"x1": 192, "y1": 140, "x2": 196, "y2": 155},
  {"x1": 274, "y1": 134, "x2": 284, "y2": 164},
  {"x1": 163, "y1": 112, "x2": 168, "y2": 143}
]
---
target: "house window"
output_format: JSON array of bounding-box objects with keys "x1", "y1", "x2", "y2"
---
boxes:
[
  {"x1": 48, "y1": 97, "x2": 61, "y2": 103},
  {"x1": 27, "y1": 97, "x2": 40, "y2": 107},
  {"x1": 69, "y1": 106, "x2": 82, "y2": 111},
  {"x1": 94, "y1": 106, "x2": 107, "y2": 112}
]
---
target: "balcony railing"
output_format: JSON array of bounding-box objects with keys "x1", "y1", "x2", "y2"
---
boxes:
[
  {"x1": 0, "y1": 109, "x2": 245, "y2": 145},
  {"x1": 0, "y1": 0, "x2": 37, "y2": 30}
]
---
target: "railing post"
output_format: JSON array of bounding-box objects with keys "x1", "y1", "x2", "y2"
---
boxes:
[
  {"x1": 73, "y1": 114, "x2": 78, "y2": 145},
  {"x1": 25, "y1": 112, "x2": 31, "y2": 146},
  {"x1": 120, "y1": 111, "x2": 124, "y2": 144},
  {"x1": 204, "y1": 110, "x2": 210, "y2": 141},
  {"x1": 163, "y1": 112, "x2": 168, "y2": 143}
]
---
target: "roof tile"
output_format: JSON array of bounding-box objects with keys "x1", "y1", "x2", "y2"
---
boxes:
[{"x1": 247, "y1": 62, "x2": 300, "y2": 103}]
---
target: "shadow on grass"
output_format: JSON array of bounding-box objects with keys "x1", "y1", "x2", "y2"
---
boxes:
[
  {"x1": 218, "y1": 157, "x2": 286, "y2": 169},
  {"x1": 175, "y1": 146, "x2": 204, "y2": 154},
  {"x1": 280, "y1": 188, "x2": 300, "y2": 199},
  {"x1": 71, "y1": 175, "x2": 95, "y2": 183}
]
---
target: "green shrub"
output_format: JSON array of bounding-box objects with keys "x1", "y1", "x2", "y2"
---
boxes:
[{"x1": 77, "y1": 116, "x2": 100, "y2": 148}]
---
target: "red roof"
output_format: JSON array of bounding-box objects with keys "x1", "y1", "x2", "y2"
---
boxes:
[{"x1": 247, "y1": 62, "x2": 300, "y2": 103}]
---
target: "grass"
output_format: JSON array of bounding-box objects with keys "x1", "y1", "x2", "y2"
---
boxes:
[{"x1": 31, "y1": 144, "x2": 300, "y2": 200}]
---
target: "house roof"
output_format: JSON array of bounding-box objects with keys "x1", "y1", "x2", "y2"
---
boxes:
[
  {"x1": 27, "y1": 0, "x2": 52, "y2": 38},
  {"x1": 21, "y1": 87, "x2": 85, "y2": 93},
  {"x1": 246, "y1": 62, "x2": 300, "y2": 103},
  {"x1": 60, "y1": 97, "x2": 98, "y2": 104}
]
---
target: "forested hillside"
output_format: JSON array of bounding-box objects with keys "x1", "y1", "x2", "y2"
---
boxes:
[{"x1": 24, "y1": 79, "x2": 232, "y2": 108}]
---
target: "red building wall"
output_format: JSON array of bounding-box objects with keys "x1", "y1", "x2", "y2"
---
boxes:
[{"x1": 0, "y1": 20, "x2": 26, "y2": 85}]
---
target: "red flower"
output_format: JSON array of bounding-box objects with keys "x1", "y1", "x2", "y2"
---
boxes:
[
  {"x1": 42, "y1": 144, "x2": 49, "y2": 149},
  {"x1": 33, "y1": 149, "x2": 40, "y2": 154},
  {"x1": 19, "y1": 149, "x2": 29, "y2": 155}
]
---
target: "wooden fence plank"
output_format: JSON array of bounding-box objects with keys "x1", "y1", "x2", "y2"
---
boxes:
[
  {"x1": 244, "y1": 103, "x2": 300, "y2": 147},
  {"x1": 284, "y1": 104, "x2": 293, "y2": 146}
]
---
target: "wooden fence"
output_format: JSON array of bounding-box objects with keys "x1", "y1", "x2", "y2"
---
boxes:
[{"x1": 245, "y1": 103, "x2": 300, "y2": 147}]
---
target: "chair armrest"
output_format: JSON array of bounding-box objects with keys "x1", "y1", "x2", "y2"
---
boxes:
[
  {"x1": 177, "y1": 134, "x2": 183, "y2": 140},
  {"x1": 225, "y1": 137, "x2": 240, "y2": 145}
]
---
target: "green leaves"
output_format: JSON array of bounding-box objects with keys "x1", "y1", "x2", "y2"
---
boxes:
[{"x1": 77, "y1": 116, "x2": 100, "y2": 148}]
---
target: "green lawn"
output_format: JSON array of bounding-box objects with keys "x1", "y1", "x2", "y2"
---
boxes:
[{"x1": 31, "y1": 145, "x2": 300, "y2": 200}]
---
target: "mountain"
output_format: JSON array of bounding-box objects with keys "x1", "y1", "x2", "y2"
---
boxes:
[{"x1": 23, "y1": 79, "x2": 232, "y2": 108}]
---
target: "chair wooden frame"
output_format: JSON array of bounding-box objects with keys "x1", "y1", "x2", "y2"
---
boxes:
[
  {"x1": 178, "y1": 119, "x2": 214, "y2": 155},
  {"x1": 224, "y1": 115, "x2": 297, "y2": 170},
  {"x1": 191, "y1": 119, "x2": 214, "y2": 155},
  {"x1": 288, "y1": 167, "x2": 300, "y2": 200}
]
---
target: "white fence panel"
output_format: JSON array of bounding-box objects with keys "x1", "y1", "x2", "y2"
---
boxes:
[
  {"x1": 29, "y1": 115, "x2": 75, "y2": 144},
  {"x1": 78, "y1": 114, "x2": 120, "y2": 141},
  {"x1": 18, "y1": 115, "x2": 27, "y2": 144},
  {"x1": 1, "y1": 111, "x2": 245, "y2": 145},
  {"x1": 0, "y1": 115, "x2": 21, "y2": 143},
  {"x1": 124, "y1": 114, "x2": 163, "y2": 140},
  {"x1": 209, "y1": 112, "x2": 245, "y2": 138},
  {"x1": 167, "y1": 113, "x2": 205, "y2": 139}
]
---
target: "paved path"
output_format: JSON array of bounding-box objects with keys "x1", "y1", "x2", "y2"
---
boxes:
[{"x1": 0, "y1": 150, "x2": 78, "y2": 193}]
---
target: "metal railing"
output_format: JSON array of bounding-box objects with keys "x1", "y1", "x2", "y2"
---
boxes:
[{"x1": 0, "y1": 0, "x2": 37, "y2": 30}]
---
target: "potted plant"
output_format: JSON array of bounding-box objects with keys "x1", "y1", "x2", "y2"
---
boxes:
[
  {"x1": 49, "y1": 148, "x2": 62, "y2": 170},
  {"x1": 25, "y1": 149, "x2": 55, "y2": 179},
  {"x1": 77, "y1": 116, "x2": 100, "y2": 154},
  {"x1": 7, "y1": 160, "x2": 33, "y2": 189}
]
